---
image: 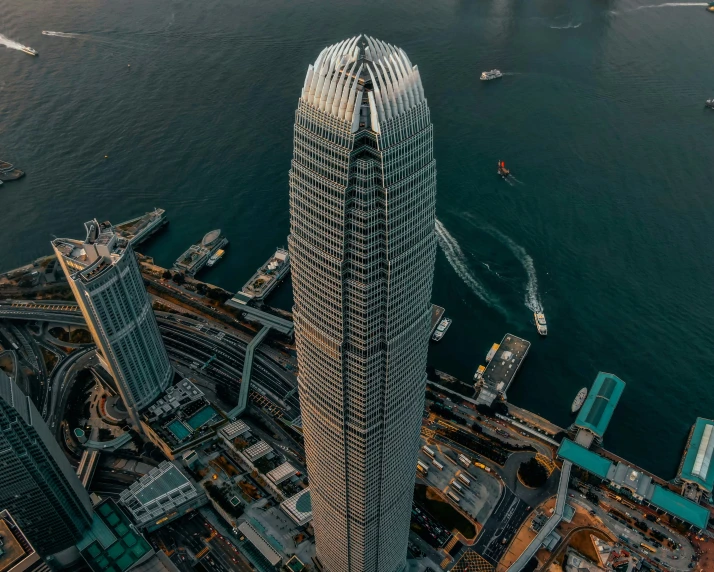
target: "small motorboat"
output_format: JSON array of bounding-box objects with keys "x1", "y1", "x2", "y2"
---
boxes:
[
  {"x1": 497, "y1": 160, "x2": 510, "y2": 178},
  {"x1": 706, "y1": 98, "x2": 714, "y2": 109}
]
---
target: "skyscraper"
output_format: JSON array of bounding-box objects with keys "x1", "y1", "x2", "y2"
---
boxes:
[
  {"x1": 53, "y1": 220, "x2": 173, "y2": 425},
  {"x1": 288, "y1": 36, "x2": 437, "y2": 572},
  {"x1": 0, "y1": 369, "x2": 93, "y2": 556}
]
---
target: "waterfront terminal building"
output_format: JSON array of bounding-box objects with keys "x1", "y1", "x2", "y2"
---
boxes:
[
  {"x1": 53, "y1": 220, "x2": 173, "y2": 425},
  {"x1": 288, "y1": 36, "x2": 437, "y2": 572}
]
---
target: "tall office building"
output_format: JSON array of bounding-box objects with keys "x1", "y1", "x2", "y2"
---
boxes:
[
  {"x1": 288, "y1": 36, "x2": 437, "y2": 572},
  {"x1": 0, "y1": 370, "x2": 93, "y2": 556},
  {"x1": 53, "y1": 220, "x2": 173, "y2": 425}
]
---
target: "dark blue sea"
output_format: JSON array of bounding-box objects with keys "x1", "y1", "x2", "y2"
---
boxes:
[{"x1": 1, "y1": 0, "x2": 713, "y2": 478}]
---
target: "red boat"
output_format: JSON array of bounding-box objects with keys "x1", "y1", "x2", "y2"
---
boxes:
[{"x1": 497, "y1": 160, "x2": 510, "y2": 178}]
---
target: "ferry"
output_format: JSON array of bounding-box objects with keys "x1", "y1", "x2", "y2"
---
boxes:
[
  {"x1": 533, "y1": 312, "x2": 547, "y2": 336},
  {"x1": 571, "y1": 387, "x2": 588, "y2": 413},
  {"x1": 20, "y1": 46, "x2": 38, "y2": 57},
  {"x1": 480, "y1": 69, "x2": 503, "y2": 81},
  {"x1": 206, "y1": 248, "x2": 225, "y2": 268},
  {"x1": 431, "y1": 317, "x2": 452, "y2": 342},
  {"x1": 497, "y1": 161, "x2": 510, "y2": 178}
]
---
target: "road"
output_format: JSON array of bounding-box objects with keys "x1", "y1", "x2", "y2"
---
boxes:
[{"x1": 472, "y1": 487, "x2": 530, "y2": 566}]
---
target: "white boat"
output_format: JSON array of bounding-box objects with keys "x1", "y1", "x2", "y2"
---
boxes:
[
  {"x1": 206, "y1": 248, "x2": 225, "y2": 268},
  {"x1": 20, "y1": 46, "x2": 38, "y2": 57},
  {"x1": 571, "y1": 387, "x2": 588, "y2": 413},
  {"x1": 534, "y1": 312, "x2": 547, "y2": 336},
  {"x1": 480, "y1": 69, "x2": 502, "y2": 81},
  {"x1": 431, "y1": 317, "x2": 452, "y2": 342},
  {"x1": 706, "y1": 99, "x2": 714, "y2": 109}
]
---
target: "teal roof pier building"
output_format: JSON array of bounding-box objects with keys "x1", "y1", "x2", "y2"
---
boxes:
[{"x1": 571, "y1": 372, "x2": 626, "y2": 444}]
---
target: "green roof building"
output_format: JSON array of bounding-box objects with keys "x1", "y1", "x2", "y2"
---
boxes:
[
  {"x1": 557, "y1": 439, "x2": 613, "y2": 479},
  {"x1": 677, "y1": 417, "x2": 714, "y2": 494},
  {"x1": 77, "y1": 499, "x2": 154, "y2": 572},
  {"x1": 572, "y1": 372, "x2": 626, "y2": 443}
]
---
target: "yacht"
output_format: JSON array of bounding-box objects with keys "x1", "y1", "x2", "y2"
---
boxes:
[
  {"x1": 20, "y1": 46, "x2": 38, "y2": 57},
  {"x1": 431, "y1": 317, "x2": 452, "y2": 342},
  {"x1": 480, "y1": 69, "x2": 503, "y2": 81},
  {"x1": 571, "y1": 387, "x2": 588, "y2": 413},
  {"x1": 533, "y1": 312, "x2": 547, "y2": 336}
]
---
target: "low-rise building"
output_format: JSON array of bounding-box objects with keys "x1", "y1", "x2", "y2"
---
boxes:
[
  {"x1": 266, "y1": 462, "x2": 297, "y2": 486},
  {"x1": 119, "y1": 462, "x2": 207, "y2": 532},
  {"x1": 0, "y1": 510, "x2": 50, "y2": 572},
  {"x1": 280, "y1": 489, "x2": 312, "y2": 527},
  {"x1": 244, "y1": 441, "x2": 274, "y2": 463},
  {"x1": 237, "y1": 521, "x2": 282, "y2": 572}
]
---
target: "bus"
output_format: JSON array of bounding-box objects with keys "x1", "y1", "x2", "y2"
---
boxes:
[
  {"x1": 432, "y1": 459, "x2": 444, "y2": 471},
  {"x1": 458, "y1": 454, "x2": 471, "y2": 468},
  {"x1": 447, "y1": 491, "x2": 461, "y2": 504},
  {"x1": 417, "y1": 461, "x2": 429, "y2": 474},
  {"x1": 422, "y1": 445, "x2": 436, "y2": 458},
  {"x1": 640, "y1": 543, "x2": 656, "y2": 553},
  {"x1": 458, "y1": 473, "x2": 471, "y2": 487},
  {"x1": 451, "y1": 481, "x2": 464, "y2": 494}
]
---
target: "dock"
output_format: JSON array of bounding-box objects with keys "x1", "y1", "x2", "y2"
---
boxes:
[
  {"x1": 174, "y1": 229, "x2": 228, "y2": 276},
  {"x1": 113, "y1": 208, "x2": 167, "y2": 246},
  {"x1": 474, "y1": 333, "x2": 530, "y2": 406},
  {"x1": 0, "y1": 160, "x2": 25, "y2": 182},
  {"x1": 229, "y1": 248, "x2": 289, "y2": 305}
]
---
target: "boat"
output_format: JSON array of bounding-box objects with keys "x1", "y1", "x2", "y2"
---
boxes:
[
  {"x1": 20, "y1": 46, "x2": 38, "y2": 57},
  {"x1": 708, "y1": 1, "x2": 714, "y2": 12},
  {"x1": 571, "y1": 387, "x2": 588, "y2": 413},
  {"x1": 480, "y1": 69, "x2": 503, "y2": 81},
  {"x1": 497, "y1": 160, "x2": 510, "y2": 178},
  {"x1": 206, "y1": 249, "x2": 225, "y2": 268},
  {"x1": 485, "y1": 343, "x2": 500, "y2": 363},
  {"x1": 706, "y1": 99, "x2": 714, "y2": 109},
  {"x1": 473, "y1": 365, "x2": 486, "y2": 382},
  {"x1": 431, "y1": 317, "x2": 452, "y2": 342},
  {"x1": 534, "y1": 312, "x2": 547, "y2": 336}
]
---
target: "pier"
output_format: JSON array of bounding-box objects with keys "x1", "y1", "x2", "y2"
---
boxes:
[
  {"x1": 174, "y1": 229, "x2": 228, "y2": 276},
  {"x1": 230, "y1": 248, "x2": 289, "y2": 305},
  {"x1": 474, "y1": 333, "x2": 530, "y2": 406}
]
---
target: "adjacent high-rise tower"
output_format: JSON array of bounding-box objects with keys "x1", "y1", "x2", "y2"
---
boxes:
[
  {"x1": 0, "y1": 369, "x2": 93, "y2": 556},
  {"x1": 288, "y1": 36, "x2": 437, "y2": 572},
  {"x1": 53, "y1": 220, "x2": 173, "y2": 425}
]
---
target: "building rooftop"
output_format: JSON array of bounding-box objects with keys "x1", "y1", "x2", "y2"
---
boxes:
[
  {"x1": 77, "y1": 499, "x2": 153, "y2": 572},
  {"x1": 119, "y1": 462, "x2": 198, "y2": 526},
  {"x1": 266, "y1": 462, "x2": 297, "y2": 485},
  {"x1": 558, "y1": 439, "x2": 613, "y2": 479},
  {"x1": 610, "y1": 462, "x2": 654, "y2": 499},
  {"x1": 573, "y1": 372, "x2": 626, "y2": 438},
  {"x1": 237, "y1": 522, "x2": 281, "y2": 567},
  {"x1": 244, "y1": 441, "x2": 273, "y2": 462},
  {"x1": 0, "y1": 510, "x2": 45, "y2": 572},
  {"x1": 220, "y1": 420, "x2": 251, "y2": 440},
  {"x1": 678, "y1": 417, "x2": 714, "y2": 493},
  {"x1": 649, "y1": 485, "x2": 709, "y2": 530},
  {"x1": 280, "y1": 489, "x2": 313, "y2": 527}
]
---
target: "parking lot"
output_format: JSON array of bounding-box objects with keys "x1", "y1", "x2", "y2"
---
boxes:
[{"x1": 417, "y1": 440, "x2": 502, "y2": 525}]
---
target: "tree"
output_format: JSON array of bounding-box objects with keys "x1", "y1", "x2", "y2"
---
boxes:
[
  {"x1": 162, "y1": 270, "x2": 172, "y2": 280},
  {"x1": 172, "y1": 272, "x2": 186, "y2": 285},
  {"x1": 518, "y1": 457, "x2": 548, "y2": 488}
]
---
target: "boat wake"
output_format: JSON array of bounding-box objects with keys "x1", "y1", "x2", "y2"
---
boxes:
[
  {"x1": 509, "y1": 175, "x2": 525, "y2": 185},
  {"x1": 435, "y1": 219, "x2": 506, "y2": 315},
  {"x1": 611, "y1": 2, "x2": 706, "y2": 13},
  {"x1": 0, "y1": 33, "x2": 33, "y2": 53},
  {"x1": 42, "y1": 31, "x2": 80, "y2": 38},
  {"x1": 550, "y1": 21, "x2": 582, "y2": 29},
  {"x1": 482, "y1": 226, "x2": 544, "y2": 313}
]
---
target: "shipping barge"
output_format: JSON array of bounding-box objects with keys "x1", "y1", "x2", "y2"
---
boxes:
[{"x1": 173, "y1": 229, "x2": 228, "y2": 277}]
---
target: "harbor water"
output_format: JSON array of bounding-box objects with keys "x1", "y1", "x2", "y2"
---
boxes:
[{"x1": 1, "y1": 0, "x2": 713, "y2": 477}]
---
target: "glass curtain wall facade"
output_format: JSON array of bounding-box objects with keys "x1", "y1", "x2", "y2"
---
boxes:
[
  {"x1": 288, "y1": 36, "x2": 437, "y2": 572},
  {"x1": 53, "y1": 221, "x2": 173, "y2": 425},
  {"x1": 0, "y1": 369, "x2": 93, "y2": 555}
]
